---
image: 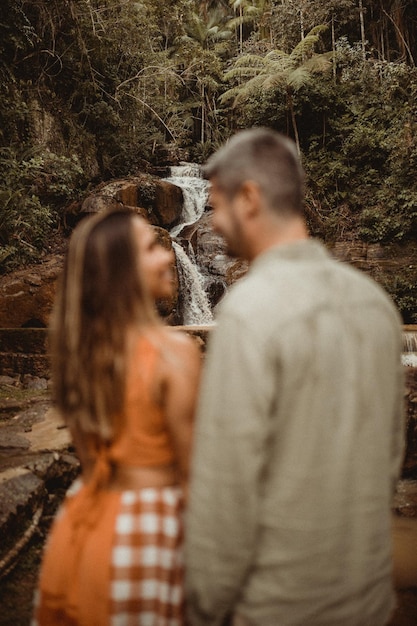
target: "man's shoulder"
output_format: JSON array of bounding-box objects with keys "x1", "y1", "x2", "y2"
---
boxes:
[
  {"x1": 217, "y1": 271, "x2": 266, "y2": 318},
  {"x1": 216, "y1": 247, "x2": 401, "y2": 333},
  {"x1": 334, "y1": 258, "x2": 400, "y2": 316}
]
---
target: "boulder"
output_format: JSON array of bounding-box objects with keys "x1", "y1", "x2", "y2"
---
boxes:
[
  {"x1": 71, "y1": 175, "x2": 184, "y2": 231},
  {"x1": 81, "y1": 194, "x2": 122, "y2": 214},
  {"x1": 0, "y1": 256, "x2": 64, "y2": 329},
  {"x1": 152, "y1": 179, "x2": 183, "y2": 229}
]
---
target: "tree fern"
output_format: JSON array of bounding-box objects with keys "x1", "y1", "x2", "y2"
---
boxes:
[{"x1": 220, "y1": 26, "x2": 332, "y2": 153}]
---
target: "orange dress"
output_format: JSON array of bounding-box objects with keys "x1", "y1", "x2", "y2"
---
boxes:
[{"x1": 34, "y1": 336, "x2": 185, "y2": 626}]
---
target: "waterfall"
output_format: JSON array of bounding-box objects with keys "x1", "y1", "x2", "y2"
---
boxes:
[
  {"x1": 164, "y1": 163, "x2": 213, "y2": 325},
  {"x1": 402, "y1": 330, "x2": 417, "y2": 367},
  {"x1": 166, "y1": 164, "x2": 209, "y2": 237},
  {"x1": 170, "y1": 163, "x2": 201, "y2": 177},
  {"x1": 172, "y1": 241, "x2": 213, "y2": 326}
]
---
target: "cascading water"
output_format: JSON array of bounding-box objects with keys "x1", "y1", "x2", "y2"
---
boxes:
[
  {"x1": 165, "y1": 163, "x2": 213, "y2": 325},
  {"x1": 166, "y1": 164, "x2": 209, "y2": 237},
  {"x1": 402, "y1": 330, "x2": 417, "y2": 367},
  {"x1": 172, "y1": 242, "x2": 213, "y2": 325}
]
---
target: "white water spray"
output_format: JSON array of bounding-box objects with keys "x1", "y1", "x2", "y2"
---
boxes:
[
  {"x1": 166, "y1": 164, "x2": 209, "y2": 237},
  {"x1": 164, "y1": 163, "x2": 213, "y2": 325},
  {"x1": 402, "y1": 331, "x2": 417, "y2": 367},
  {"x1": 172, "y1": 241, "x2": 213, "y2": 325}
]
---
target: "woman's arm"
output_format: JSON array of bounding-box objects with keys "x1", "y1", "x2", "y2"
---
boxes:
[{"x1": 158, "y1": 329, "x2": 202, "y2": 496}]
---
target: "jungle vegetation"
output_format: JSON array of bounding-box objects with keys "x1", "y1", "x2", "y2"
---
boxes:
[{"x1": 1, "y1": 0, "x2": 416, "y2": 320}]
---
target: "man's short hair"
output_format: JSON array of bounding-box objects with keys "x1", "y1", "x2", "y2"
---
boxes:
[{"x1": 203, "y1": 127, "x2": 305, "y2": 218}]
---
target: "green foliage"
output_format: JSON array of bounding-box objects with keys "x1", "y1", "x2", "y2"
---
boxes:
[
  {"x1": 0, "y1": 0, "x2": 417, "y2": 319},
  {"x1": 137, "y1": 174, "x2": 157, "y2": 209},
  {"x1": 19, "y1": 152, "x2": 84, "y2": 202},
  {"x1": 0, "y1": 148, "x2": 55, "y2": 272},
  {"x1": 219, "y1": 26, "x2": 332, "y2": 153},
  {"x1": 0, "y1": 144, "x2": 87, "y2": 272},
  {"x1": 377, "y1": 265, "x2": 417, "y2": 325},
  {"x1": 302, "y1": 41, "x2": 417, "y2": 247}
]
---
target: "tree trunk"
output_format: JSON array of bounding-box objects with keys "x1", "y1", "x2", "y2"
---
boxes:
[
  {"x1": 287, "y1": 90, "x2": 300, "y2": 156},
  {"x1": 239, "y1": 5, "x2": 243, "y2": 55},
  {"x1": 358, "y1": 0, "x2": 366, "y2": 61},
  {"x1": 201, "y1": 84, "x2": 205, "y2": 144},
  {"x1": 331, "y1": 12, "x2": 336, "y2": 82}
]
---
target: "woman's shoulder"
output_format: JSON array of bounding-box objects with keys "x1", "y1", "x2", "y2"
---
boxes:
[
  {"x1": 130, "y1": 325, "x2": 201, "y2": 370},
  {"x1": 149, "y1": 327, "x2": 201, "y2": 374},
  {"x1": 159, "y1": 326, "x2": 201, "y2": 357}
]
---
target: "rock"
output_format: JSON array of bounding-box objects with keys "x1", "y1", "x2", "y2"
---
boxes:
[
  {"x1": 404, "y1": 366, "x2": 417, "y2": 477},
  {"x1": 0, "y1": 432, "x2": 31, "y2": 452},
  {"x1": 81, "y1": 194, "x2": 122, "y2": 214},
  {"x1": 153, "y1": 226, "x2": 181, "y2": 324},
  {"x1": 0, "y1": 329, "x2": 51, "y2": 377},
  {"x1": 153, "y1": 179, "x2": 183, "y2": 229},
  {"x1": 0, "y1": 452, "x2": 79, "y2": 580},
  {"x1": 77, "y1": 175, "x2": 184, "y2": 231},
  {"x1": 0, "y1": 256, "x2": 64, "y2": 329},
  {"x1": 394, "y1": 479, "x2": 417, "y2": 517},
  {"x1": 22, "y1": 375, "x2": 48, "y2": 391},
  {"x1": 178, "y1": 210, "x2": 248, "y2": 308},
  {"x1": 0, "y1": 376, "x2": 19, "y2": 387},
  {"x1": 325, "y1": 240, "x2": 417, "y2": 326},
  {"x1": 0, "y1": 471, "x2": 45, "y2": 563}
]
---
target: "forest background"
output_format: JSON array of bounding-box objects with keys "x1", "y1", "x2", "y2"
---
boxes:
[{"x1": 0, "y1": 0, "x2": 416, "y2": 322}]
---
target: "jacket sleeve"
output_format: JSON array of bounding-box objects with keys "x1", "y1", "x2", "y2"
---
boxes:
[{"x1": 185, "y1": 310, "x2": 275, "y2": 626}]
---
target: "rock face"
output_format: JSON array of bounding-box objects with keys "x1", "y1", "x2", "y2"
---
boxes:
[
  {"x1": 153, "y1": 226, "x2": 181, "y2": 324},
  {"x1": 0, "y1": 330, "x2": 50, "y2": 377},
  {"x1": 330, "y1": 240, "x2": 417, "y2": 325},
  {"x1": 178, "y1": 210, "x2": 248, "y2": 309},
  {"x1": 331, "y1": 241, "x2": 416, "y2": 272},
  {"x1": 66, "y1": 175, "x2": 184, "y2": 233},
  {"x1": 404, "y1": 366, "x2": 417, "y2": 477},
  {"x1": 153, "y1": 180, "x2": 184, "y2": 229},
  {"x1": 0, "y1": 256, "x2": 64, "y2": 329}
]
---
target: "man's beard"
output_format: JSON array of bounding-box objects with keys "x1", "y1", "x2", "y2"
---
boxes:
[{"x1": 224, "y1": 210, "x2": 246, "y2": 259}]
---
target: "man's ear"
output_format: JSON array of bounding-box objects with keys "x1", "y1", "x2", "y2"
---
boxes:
[{"x1": 238, "y1": 180, "x2": 261, "y2": 219}]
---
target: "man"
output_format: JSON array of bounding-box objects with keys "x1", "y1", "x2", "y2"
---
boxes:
[{"x1": 185, "y1": 128, "x2": 405, "y2": 626}]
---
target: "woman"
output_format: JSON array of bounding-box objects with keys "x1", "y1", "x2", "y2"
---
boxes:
[{"x1": 33, "y1": 209, "x2": 201, "y2": 625}]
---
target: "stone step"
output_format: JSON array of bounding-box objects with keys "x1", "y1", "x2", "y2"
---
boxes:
[{"x1": 0, "y1": 329, "x2": 50, "y2": 377}]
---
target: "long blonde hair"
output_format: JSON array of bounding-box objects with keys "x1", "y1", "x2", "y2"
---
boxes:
[{"x1": 50, "y1": 210, "x2": 158, "y2": 441}]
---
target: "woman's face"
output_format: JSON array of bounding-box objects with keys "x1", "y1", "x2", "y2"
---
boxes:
[{"x1": 133, "y1": 218, "x2": 175, "y2": 301}]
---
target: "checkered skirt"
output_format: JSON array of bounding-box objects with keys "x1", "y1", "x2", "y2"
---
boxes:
[
  {"x1": 109, "y1": 486, "x2": 185, "y2": 626},
  {"x1": 32, "y1": 485, "x2": 185, "y2": 626}
]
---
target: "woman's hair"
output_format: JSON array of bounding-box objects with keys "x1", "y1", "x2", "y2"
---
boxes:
[
  {"x1": 203, "y1": 127, "x2": 305, "y2": 218},
  {"x1": 50, "y1": 209, "x2": 158, "y2": 441}
]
